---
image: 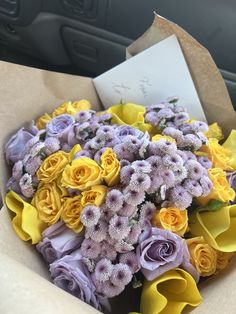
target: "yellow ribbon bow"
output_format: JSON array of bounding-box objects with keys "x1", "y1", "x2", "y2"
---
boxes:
[
  {"x1": 189, "y1": 204, "x2": 236, "y2": 252},
  {"x1": 5, "y1": 190, "x2": 47, "y2": 244},
  {"x1": 130, "y1": 268, "x2": 202, "y2": 314}
]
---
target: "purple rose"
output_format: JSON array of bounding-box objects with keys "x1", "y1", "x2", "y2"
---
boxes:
[
  {"x1": 37, "y1": 221, "x2": 83, "y2": 264},
  {"x1": 137, "y1": 227, "x2": 192, "y2": 281},
  {"x1": 5, "y1": 128, "x2": 33, "y2": 164},
  {"x1": 50, "y1": 250, "x2": 101, "y2": 309},
  {"x1": 46, "y1": 114, "x2": 75, "y2": 142},
  {"x1": 115, "y1": 125, "x2": 144, "y2": 138}
]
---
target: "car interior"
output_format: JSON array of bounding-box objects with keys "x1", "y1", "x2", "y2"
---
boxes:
[{"x1": 0, "y1": 0, "x2": 235, "y2": 109}]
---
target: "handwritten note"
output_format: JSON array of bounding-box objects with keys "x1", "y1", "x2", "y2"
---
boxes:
[{"x1": 93, "y1": 35, "x2": 206, "y2": 121}]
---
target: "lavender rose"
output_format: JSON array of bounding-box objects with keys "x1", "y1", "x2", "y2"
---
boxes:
[
  {"x1": 5, "y1": 128, "x2": 33, "y2": 164},
  {"x1": 37, "y1": 221, "x2": 83, "y2": 263},
  {"x1": 46, "y1": 114, "x2": 75, "y2": 142},
  {"x1": 137, "y1": 227, "x2": 193, "y2": 281},
  {"x1": 50, "y1": 250, "x2": 101, "y2": 309}
]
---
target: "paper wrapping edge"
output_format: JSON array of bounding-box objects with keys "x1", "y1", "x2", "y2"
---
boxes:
[{"x1": 127, "y1": 14, "x2": 236, "y2": 135}]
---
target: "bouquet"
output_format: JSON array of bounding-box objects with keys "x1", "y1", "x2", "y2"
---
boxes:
[{"x1": 4, "y1": 98, "x2": 236, "y2": 314}]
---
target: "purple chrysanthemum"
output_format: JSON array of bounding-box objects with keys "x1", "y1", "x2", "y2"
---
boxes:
[
  {"x1": 119, "y1": 252, "x2": 140, "y2": 274},
  {"x1": 12, "y1": 160, "x2": 23, "y2": 180},
  {"x1": 110, "y1": 263, "x2": 132, "y2": 287},
  {"x1": 44, "y1": 137, "x2": 60, "y2": 155},
  {"x1": 191, "y1": 121, "x2": 209, "y2": 133},
  {"x1": 94, "y1": 258, "x2": 113, "y2": 282},
  {"x1": 102, "y1": 280, "x2": 125, "y2": 298},
  {"x1": 161, "y1": 169, "x2": 175, "y2": 188},
  {"x1": 140, "y1": 201, "x2": 156, "y2": 221},
  {"x1": 146, "y1": 156, "x2": 162, "y2": 172},
  {"x1": 113, "y1": 144, "x2": 135, "y2": 161},
  {"x1": 81, "y1": 205, "x2": 101, "y2": 228},
  {"x1": 24, "y1": 156, "x2": 42, "y2": 176},
  {"x1": 183, "y1": 151, "x2": 197, "y2": 162},
  {"x1": 19, "y1": 173, "x2": 35, "y2": 198},
  {"x1": 131, "y1": 160, "x2": 151, "y2": 173},
  {"x1": 162, "y1": 153, "x2": 183, "y2": 171},
  {"x1": 129, "y1": 172, "x2": 151, "y2": 192},
  {"x1": 106, "y1": 189, "x2": 124, "y2": 212},
  {"x1": 147, "y1": 175, "x2": 164, "y2": 194},
  {"x1": 85, "y1": 220, "x2": 108, "y2": 243},
  {"x1": 185, "y1": 160, "x2": 204, "y2": 180},
  {"x1": 122, "y1": 135, "x2": 141, "y2": 153},
  {"x1": 169, "y1": 185, "x2": 193, "y2": 210},
  {"x1": 82, "y1": 257, "x2": 95, "y2": 272},
  {"x1": 76, "y1": 110, "x2": 92, "y2": 123},
  {"x1": 163, "y1": 127, "x2": 183, "y2": 141},
  {"x1": 81, "y1": 239, "x2": 101, "y2": 259},
  {"x1": 100, "y1": 204, "x2": 113, "y2": 223},
  {"x1": 108, "y1": 215, "x2": 130, "y2": 241},
  {"x1": 118, "y1": 202, "x2": 137, "y2": 217},
  {"x1": 74, "y1": 150, "x2": 93, "y2": 159},
  {"x1": 120, "y1": 165, "x2": 135, "y2": 185},
  {"x1": 96, "y1": 125, "x2": 115, "y2": 140},
  {"x1": 197, "y1": 156, "x2": 212, "y2": 169},
  {"x1": 183, "y1": 179, "x2": 203, "y2": 197},
  {"x1": 125, "y1": 223, "x2": 142, "y2": 245},
  {"x1": 123, "y1": 187, "x2": 145, "y2": 206},
  {"x1": 180, "y1": 134, "x2": 202, "y2": 151},
  {"x1": 147, "y1": 141, "x2": 163, "y2": 156},
  {"x1": 174, "y1": 112, "x2": 189, "y2": 126},
  {"x1": 155, "y1": 139, "x2": 177, "y2": 155},
  {"x1": 100, "y1": 241, "x2": 117, "y2": 261},
  {"x1": 200, "y1": 176, "x2": 213, "y2": 196},
  {"x1": 89, "y1": 136, "x2": 106, "y2": 150},
  {"x1": 174, "y1": 167, "x2": 188, "y2": 184},
  {"x1": 114, "y1": 239, "x2": 134, "y2": 253}
]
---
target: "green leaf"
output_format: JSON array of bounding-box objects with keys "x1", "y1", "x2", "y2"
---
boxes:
[{"x1": 197, "y1": 199, "x2": 225, "y2": 213}]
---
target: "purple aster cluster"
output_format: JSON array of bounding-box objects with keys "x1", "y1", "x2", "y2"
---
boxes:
[{"x1": 145, "y1": 99, "x2": 209, "y2": 151}]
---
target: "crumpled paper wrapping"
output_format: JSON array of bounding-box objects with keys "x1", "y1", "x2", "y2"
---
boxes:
[
  {"x1": 0, "y1": 15, "x2": 236, "y2": 314},
  {"x1": 127, "y1": 14, "x2": 236, "y2": 136}
]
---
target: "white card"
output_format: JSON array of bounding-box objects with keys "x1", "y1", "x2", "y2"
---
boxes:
[{"x1": 93, "y1": 35, "x2": 206, "y2": 121}]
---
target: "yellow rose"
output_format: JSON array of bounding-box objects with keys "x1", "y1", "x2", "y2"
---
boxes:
[
  {"x1": 61, "y1": 157, "x2": 102, "y2": 190},
  {"x1": 199, "y1": 138, "x2": 233, "y2": 170},
  {"x1": 152, "y1": 134, "x2": 176, "y2": 143},
  {"x1": 107, "y1": 103, "x2": 156, "y2": 136},
  {"x1": 152, "y1": 207, "x2": 188, "y2": 236},
  {"x1": 52, "y1": 99, "x2": 91, "y2": 117},
  {"x1": 216, "y1": 251, "x2": 234, "y2": 272},
  {"x1": 186, "y1": 236, "x2": 217, "y2": 276},
  {"x1": 197, "y1": 168, "x2": 235, "y2": 206},
  {"x1": 61, "y1": 195, "x2": 84, "y2": 232},
  {"x1": 205, "y1": 123, "x2": 224, "y2": 141},
  {"x1": 81, "y1": 185, "x2": 108, "y2": 207},
  {"x1": 32, "y1": 182, "x2": 63, "y2": 225},
  {"x1": 37, "y1": 151, "x2": 69, "y2": 183},
  {"x1": 36, "y1": 112, "x2": 51, "y2": 129},
  {"x1": 101, "y1": 148, "x2": 120, "y2": 186}
]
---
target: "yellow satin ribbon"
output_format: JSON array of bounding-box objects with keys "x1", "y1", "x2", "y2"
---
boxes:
[
  {"x1": 223, "y1": 129, "x2": 236, "y2": 170},
  {"x1": 107, "y1": 103, "x2": 157, "y2": 136},
  {"x1": 189, "y1": 204, "x2": 236, "y2": 252},
  {"x1": 5, "y1": 190, "x2": 47, "y2": 244},
  {"x1": 129, "y1": 268, "x2": 202, "y2": 314}
]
